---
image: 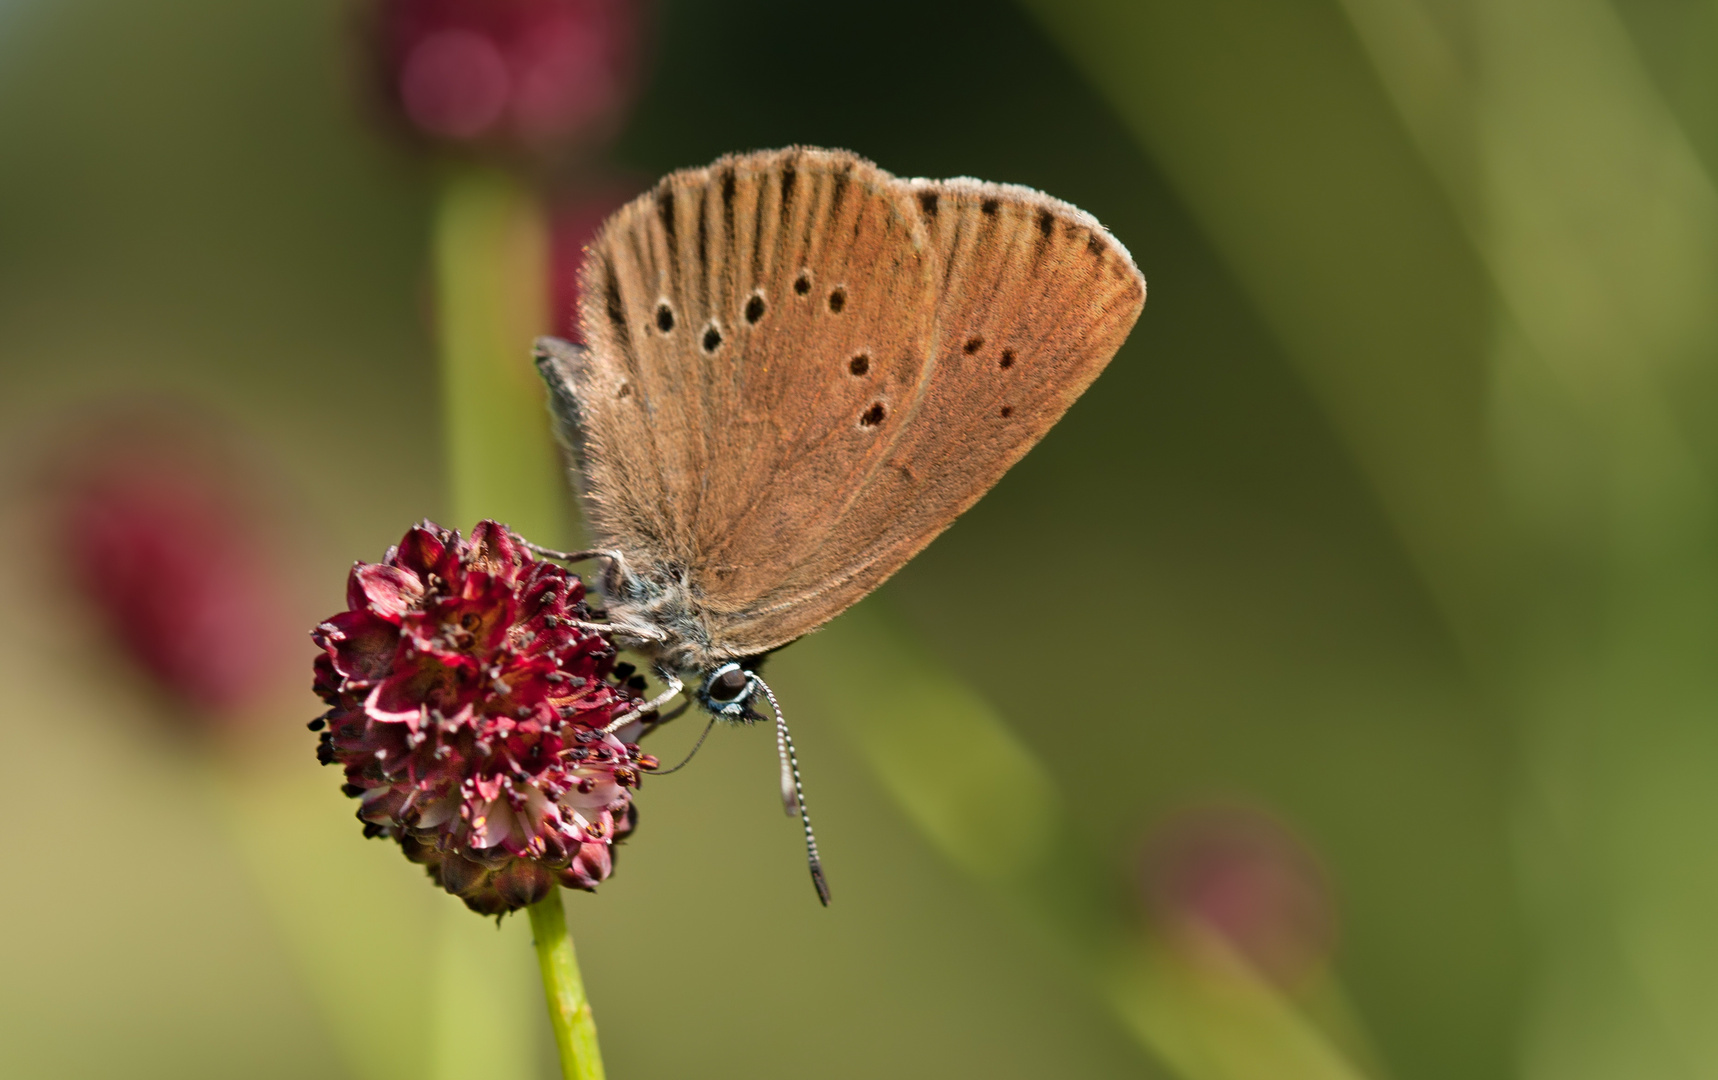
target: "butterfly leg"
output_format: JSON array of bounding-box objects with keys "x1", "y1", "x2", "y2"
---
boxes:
[
  {"x1": 600, "y1": 667, "x2": 684, "y2": 735},
  {"x1": 558, "y1": 618, "x2": 669, "y2": 644},
  {"x1": 518, "y1": 540, "x2": 627, "y2": 567}
]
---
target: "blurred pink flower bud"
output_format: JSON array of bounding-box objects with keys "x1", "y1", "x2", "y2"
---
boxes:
[
  {"x1": 56, "y1": 428, "x2": 294, "y2": 719},
  {"x1": 1140, "y1": 803, "x2": 1334, "y2": 986},
  {"x1": 371, "y1": 0, "x2": 647, "y2": 156}
]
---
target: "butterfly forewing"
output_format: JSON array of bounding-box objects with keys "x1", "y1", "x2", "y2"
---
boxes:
[{"x1": 561, "y1": 148, "x2": 1144, "y2": 661}]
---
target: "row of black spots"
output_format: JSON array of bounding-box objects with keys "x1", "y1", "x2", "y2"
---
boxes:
[
  {"x1": 789, "y1": 268, "x2": 847, "y2": 313},
  {"x1": 961, "y1": 334, "x2": 1019, "y2": 371}
]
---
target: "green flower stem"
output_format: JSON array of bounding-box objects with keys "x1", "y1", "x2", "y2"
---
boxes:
[
  {"x1": 432, "y1": 161, "x2": 581, "y2": 1080},
  {"x1": 529, "y1": 892, "x2": 606, "y2": 1080}
]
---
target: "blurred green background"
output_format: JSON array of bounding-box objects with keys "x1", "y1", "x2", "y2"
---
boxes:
[{"x1": 3, "y1": 0, "x2": 1716, "y2": 1077}]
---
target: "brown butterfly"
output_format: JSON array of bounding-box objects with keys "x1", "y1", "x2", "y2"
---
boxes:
[{"x1": 534, "y1": 147, "x2": 1144, "y2": 902}]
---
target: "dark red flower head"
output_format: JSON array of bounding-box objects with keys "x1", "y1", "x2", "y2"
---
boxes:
[
  {"x1": 372, "y1": 0, "x2": 645, "y2": 156},
  {"x1": 312, "y1": 520, "x2": 655, "y2": 914}
]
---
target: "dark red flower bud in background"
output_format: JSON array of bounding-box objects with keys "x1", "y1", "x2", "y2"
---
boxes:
[
  {"x1": 57, "y1": 429, "x2": 294, "y2": 719},
  {"x1": 312, "y1": 519, "x2": 655, "y2": 914},
  {"x1": 547, "y1": 180, "x2": 642, "y2": 340},
  {"x1": 1140, "y1": 804, "x2": 1334, "y2": 987},
  {"x1": 371, "y1": 0, "x2": 646, "y2": 156}
]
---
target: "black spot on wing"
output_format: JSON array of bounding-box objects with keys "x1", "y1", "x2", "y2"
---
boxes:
[
  {"x1": 1037, "y1": 209, "x2": 1055, "y2": 238},
  {"x1": 981, "y1": 198, "x2": 999, "y2": 215},
  {"x1": 918, "y1": 191, "x2": 938, "y2": 217}
]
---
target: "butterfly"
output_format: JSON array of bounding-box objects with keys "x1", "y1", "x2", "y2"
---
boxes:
[{"x1": 533, "y1": 147, "x2": 1145, "y2": 902}]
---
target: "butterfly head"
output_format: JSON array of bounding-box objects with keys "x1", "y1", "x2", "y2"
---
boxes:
[{"x1": 698, "y1": 662, "x2": 759, "y2": 719}]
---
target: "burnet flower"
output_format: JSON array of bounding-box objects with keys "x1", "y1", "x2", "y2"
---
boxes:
[{"x1": 312, "y1": 519, "x2": 656, "y2": 914}]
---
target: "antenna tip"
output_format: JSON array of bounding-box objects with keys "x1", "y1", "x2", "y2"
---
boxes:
[{"x1": 811, "y1": 862, "x2": 832, "y2": 906}]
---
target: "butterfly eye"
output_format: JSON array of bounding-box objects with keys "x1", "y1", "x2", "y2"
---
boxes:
[{"x1": 708, "y1": 667, "x2": 750, "y2": 701}]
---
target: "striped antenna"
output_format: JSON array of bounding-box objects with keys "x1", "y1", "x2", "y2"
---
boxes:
[{"x1": 754, "y1": 675, "x2": 831, "y2": 906}]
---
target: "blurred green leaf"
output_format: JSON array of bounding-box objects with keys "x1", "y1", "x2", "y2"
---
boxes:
[{"x1": 785, "y1": 601, "x2": 1376, "y2": 1080}]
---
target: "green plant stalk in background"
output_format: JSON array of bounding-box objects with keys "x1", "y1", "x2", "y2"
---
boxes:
[
  {"x1": 529, "y1": 893, "x2": 607, "y2": 1080},
  {"x1": 432, "y1": 161, "x2": 581, "y2": 1080}
]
